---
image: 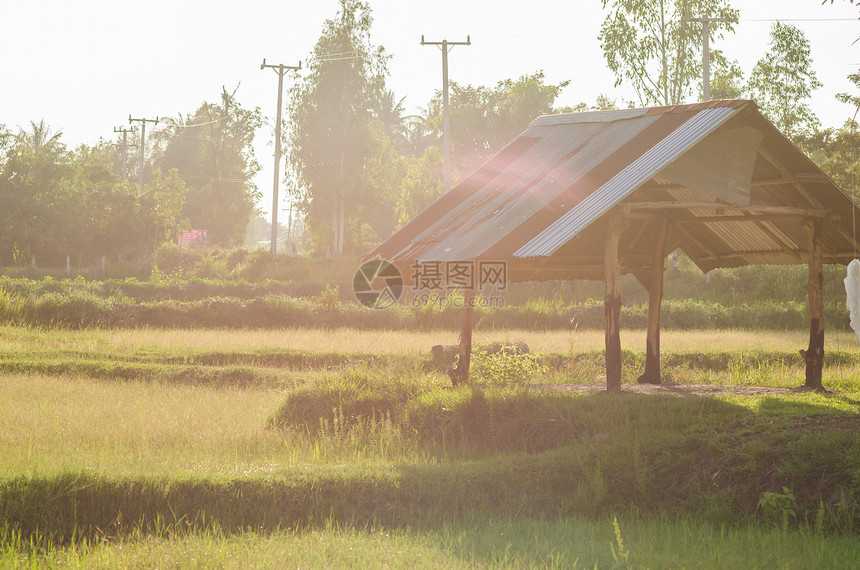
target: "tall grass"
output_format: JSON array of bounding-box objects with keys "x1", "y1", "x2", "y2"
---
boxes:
[{"x1": 3, "y1": 516, "x2": 859, "y2": 569}]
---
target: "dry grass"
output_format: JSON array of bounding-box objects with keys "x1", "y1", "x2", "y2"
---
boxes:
[
  {"x1": 3, "y1": 325, "x2": 855, "y2": 356},
  {"x1": 0, "y1": 374, "x2": 287, "y2": 477}
]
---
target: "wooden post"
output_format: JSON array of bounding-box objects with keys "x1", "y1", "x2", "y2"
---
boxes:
[
  {"x1": 453, "y1": 288, "x2": 476, "y2": 387},
  {"x1": 639, "y1": 218, "x2": 668, "y2": 385},
  {"x1": 804, "y1": 220, "x2": 825, "y2": 390},
  {"x1": 604, "y1": 217, "x2": 623, "y2": 391}
]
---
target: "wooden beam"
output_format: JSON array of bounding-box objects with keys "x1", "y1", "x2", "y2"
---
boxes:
[
  {"x1": 804, "y1": 220, "x2": 825, "y2": 390},
  {"x1": 670, "y1": 221, "x2": 721, "y2": 260},
  {"x1": 750, "y1": 178, "x2": 793, "y2": 187},
  {"x1": 453, "y1": 288, "x2": 475, "y2": 387},
  {"x1": 623, "y1": 202, "x2": 830, "y2": 217},
  {"x1": 832, "y1": 224, "x2": 860, "y2": 259},
  {"x1": 676, "y1": 214, "x2": 814, "y2": 224},
  {"x1": 604, "y1": 217, "x2": 623, "y2": 392},
  {"x1": 698, "y1": 249, "x2": 802, "y2": 262},
  {"x1": 639, "y1": 218, "x2": 668, "y2": 385},
  {"x1": 626, "y1": 216, "x2": 658, "y2": 253},
  {"x1": 757, "y1": 148, "x2": 825, "y2": 209}
]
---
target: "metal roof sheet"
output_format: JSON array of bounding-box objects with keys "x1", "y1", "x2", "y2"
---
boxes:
[
  {"x1": 514, "y1": 106, "x2": 737, "y2": 258},
  {"x1": 368, "y1": 99, "x2": 860, "y2": 279}
]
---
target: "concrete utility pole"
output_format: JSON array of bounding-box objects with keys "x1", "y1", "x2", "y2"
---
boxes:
[
  {"x1": 261, "y1": 58, "x2": 301, "y2": 259},
  {"x1": 128, "y1": 115, "x2": 159, "y2": 190},
  {"x1": 113, "y1": 126, "x2": 135, "y2": 181},
  {"x1": 421, "y1": 35, "x2": 471, "y2": 193},
  {"x1": 682, "y1": 15, "x2": 737, "y2": 101}
]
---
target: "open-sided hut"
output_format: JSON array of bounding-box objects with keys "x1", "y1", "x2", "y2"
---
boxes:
[{"x1": 368, "y1": 100, "x2": 860, "y2": 391}]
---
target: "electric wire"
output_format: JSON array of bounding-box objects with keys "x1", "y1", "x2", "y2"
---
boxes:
[{"x1": 296, "y1": 152, "x2": 387, "y2": 240}]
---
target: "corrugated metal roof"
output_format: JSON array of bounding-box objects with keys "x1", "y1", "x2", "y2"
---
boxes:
[
  {"x1": 368, "y1": 99, "x2": 860, "y2": 280},
  {"x1": 514, "y1": 106, "x2": 737, "y2": 258}
]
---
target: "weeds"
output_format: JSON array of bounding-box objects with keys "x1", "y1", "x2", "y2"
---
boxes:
[
  {"x1": 759, "y1": 487, "x2": 797, "y2": 528},
  {"x1": 469, "y1": 345, "x2": 547, "y2": 389}
]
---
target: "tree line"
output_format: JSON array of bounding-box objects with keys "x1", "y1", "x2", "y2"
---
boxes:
[
  {"x1": 1, "y1": 0, "x2": 857, "y2": 268},
  {"x1": 288, "y1": 0, "x2": 860, "y2": 256},
  {"x1": 0, "y1": 88, "x2": 261, "y2": 268}
]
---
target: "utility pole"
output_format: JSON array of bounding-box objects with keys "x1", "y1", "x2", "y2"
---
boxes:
[
  {"x1": 128, "y1": 115, "x2": 159, "y2": 190},
  {"x1": 286, "y1": 200, "x2": 294, "y2": 245},
  {"x1": 261, "y1": 58, "x2": 301, "y2": 259},
  {"x1": 681, "y1": 15, "x2": 737, "y2": 101},
  {"x1": 113, "y1": 126, "x2": 135, "y2": 181},
  {"x1": 683, "y1": 14, "x2": 735, "y2": 281},
  {"x1": 421, "y1": 35, "x2": 471, "y2": 193}
]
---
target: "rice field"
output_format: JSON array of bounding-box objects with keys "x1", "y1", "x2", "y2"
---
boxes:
[{"x1": 1, "y1": 323, "x2": 858, "y2": 567}]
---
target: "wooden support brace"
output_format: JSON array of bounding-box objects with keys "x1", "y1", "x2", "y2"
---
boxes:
[
  {"x1": 604, "y1": 217, "x2": 623, "y2": 392},
  {"x1": 639, "y1": 218, "x2": 668, "y2": 385},
  {"x1": 804, "y1": 220, "x2": 825, "y2": 390},
  {"x1": 452, "y1": 288, "x2": 476, "y2": 387}
]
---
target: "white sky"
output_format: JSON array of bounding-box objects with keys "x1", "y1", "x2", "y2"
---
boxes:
[{"x1": 2, "y1": 1, "x2": 858, "y2": 221}]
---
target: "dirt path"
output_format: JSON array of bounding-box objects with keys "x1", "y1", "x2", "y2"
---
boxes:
[{"x1": 535, "y1": 382, "x2": 819, "y2": 397}]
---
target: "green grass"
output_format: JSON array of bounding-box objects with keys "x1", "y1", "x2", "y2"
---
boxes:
[
  {"x1": 1, "y1": 324, "x2": 859, "y2": 565},
  {"x1": 3, "y1": 516, "x2": 859, "y2": 569},
  {"x1": 1, "y1": 371, "x2": 858, "y2": 544}
]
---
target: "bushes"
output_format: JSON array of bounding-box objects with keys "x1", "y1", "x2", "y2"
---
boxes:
[
  {"x1": 0, "y1": 287, "x2": 122, "y2": 328},
  {"x1": 0, "y1": 283, "x2": 852, "y2": 331},
  {"x1": 469, "y1": 346, "x2": 547, "y2": 389}
]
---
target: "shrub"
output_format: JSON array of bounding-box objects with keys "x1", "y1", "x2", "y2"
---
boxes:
[{"x1": 469, "y1": 346, "x2": 547, "y2": 389}]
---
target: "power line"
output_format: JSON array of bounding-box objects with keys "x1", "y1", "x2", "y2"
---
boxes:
[
  {"x1": 740, "y1": 18, "x2": 858, "y2": 22},
  {"x1": 177, "y1": 174, "x2": 245, "y2": 183},
  {"x1": 173, "y1": 115, "x2": 228, "y2": 129},
  {"x1": 298, "y1": 152, "x2": 386, "y2": 240}
]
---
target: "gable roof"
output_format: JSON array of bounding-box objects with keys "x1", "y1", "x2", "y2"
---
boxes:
[{"x1": 369, "y1": 100, "x2": 860, "y2": 282}]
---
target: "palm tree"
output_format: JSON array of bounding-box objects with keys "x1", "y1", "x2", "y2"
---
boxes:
[
  {"x1": 16, "y1": 120, "x2": 63, "y2": 151},
  {"x1": 375, "y1": 89, "x2": 413, "y2": 154},
  {"x1": 403, "y1": 107, "x2": 439, "y2": 156}
]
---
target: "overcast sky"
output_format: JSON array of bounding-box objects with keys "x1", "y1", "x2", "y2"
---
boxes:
[{"x1": 3, "y1": 0, "x2": 858, "y2": 220}]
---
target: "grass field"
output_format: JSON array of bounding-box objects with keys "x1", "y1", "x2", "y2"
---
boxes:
[
  {"x1": 5, "y1": 517, "x2": 860, "y2": 568},
  {"x1": 4, "y1": 325, "x2": 859, "y2": 354},
  {"x1": 1, "y1": 324, "x2": 859, "y2": 567}
]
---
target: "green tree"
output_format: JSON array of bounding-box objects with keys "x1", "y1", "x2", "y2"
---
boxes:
[
  {"x1": 376, "y1": 89, "x2": 412, "y2": 154},
  {"x1": 287, "y1": 0, "x2": 393, "y2": 254},
  {"x1": 402, "y1": 108, "x2": 439, "y2": 157},
  {"x1": 748, "y1": 22, "x2": 822, "y2": 141},
  {"x1": 0, "y1": 123, "x2": 75, "y2": 265},
  {"x1": 156, "y1": 87, "x2": 262, "y2": 247},
  {"x1": 800, "y1": 73, "x2": 860, "y2": 201},
  {"x1": 565, "y1": 93, "x2": 624, "y2": 113},
  {"x1": 396, "y1": 146, "x2": 443, "y2": 227},
  {"x1": 133, "y1": 169, "x2": 188, "y2": 256},
  {"x1": 800, "y1": 124, "x2": 860, "y2": 200},
  {"x1": 836, "y1": 72, "x2": 860, "y2": 121},
  {"x1": 706, "y1": 49, "x2": 745, "y2": 99},
  {"x1": 426, "y1": 72, "x2": 569, "y2": 180},
  {"x1": 599, "y1": 0, "x2": 738, "y2": 106}
]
